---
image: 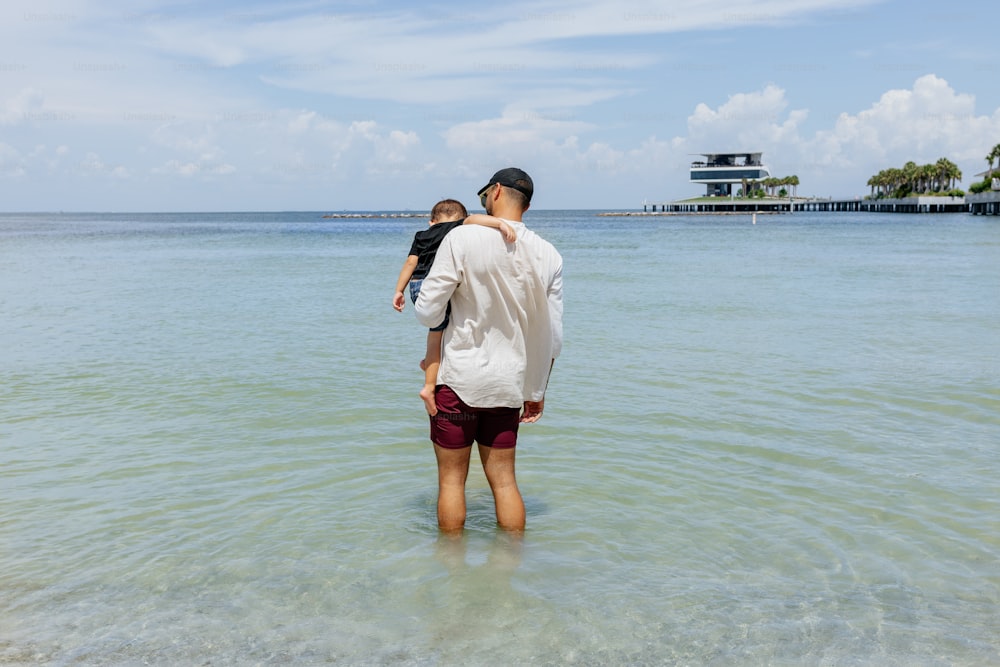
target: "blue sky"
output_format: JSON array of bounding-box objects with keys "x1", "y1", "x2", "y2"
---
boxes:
[{"x1": 2, "y1": 0, "x2": 999, "y2": 211}]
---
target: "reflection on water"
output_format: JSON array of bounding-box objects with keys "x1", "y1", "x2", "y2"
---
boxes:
[{"x1": 426, "y1": 531, "x2": 525, "y2": 658}]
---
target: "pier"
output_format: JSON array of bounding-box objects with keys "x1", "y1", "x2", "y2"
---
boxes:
[
  {"x1": 635, "y1": 195, "x2": 974, "y2": 215},
  {"x1": 967, "y1": 191, "x2": 1000, "y2": 215},
  {"x1": 847, "y1": 196, "x2": 968, "y2": 213}
]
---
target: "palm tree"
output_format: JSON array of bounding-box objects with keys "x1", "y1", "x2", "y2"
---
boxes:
[
  {"x1": 985, "y1": 145, "x2": 1000, "y2": 178},
  {"x1": 902, "y1": 161, "x2": 918, "y2": 196},
  {"x1": 760, "y1": 176, "x2": 778, "y2": 197},
  {"x1": 884, "y1": 169, "x2": 895, "y2": 197},
  {"x1": 882, "y1": 169, "x2": 894, "y2": 197},
  {"x1": 938, "y1": 157, "x2": 961, "y2": 191},
  {"x1": 935, "y1": 158, "x2": 950, "y2": 192},
  {"x1": 890, "y1": 167, "x2": 905, "y2": 197},
  {"x1": 871, "y1": 170, "x2": 886, "y2": 198},
  {"x1": 921, "y1": 163, "x2": 936, "y2": 193},
  {"x1": 789, "y1": 175, "x2": 799, "y2": 197}
]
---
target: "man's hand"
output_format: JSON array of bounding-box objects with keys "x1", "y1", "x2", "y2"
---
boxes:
[
  {"x1": 520, "y1": 398, "x2": 544, "y2": 423},
  {"x1": 393, "y1": 291, "x2": 406, "y2": 312}
]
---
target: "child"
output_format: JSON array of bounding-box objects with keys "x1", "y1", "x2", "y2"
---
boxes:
[{"x1": 393, "y1": 199, "x2": 515, "y2": 416}]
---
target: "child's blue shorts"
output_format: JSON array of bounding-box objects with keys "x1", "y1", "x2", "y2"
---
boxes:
[{"x1": 409, "y1": 278, "x2": 450, "y2": 332}]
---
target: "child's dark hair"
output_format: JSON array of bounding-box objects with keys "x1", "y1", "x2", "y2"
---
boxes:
[{"x1": 431, "y1": 199, "x2": 468, "y2": 222}]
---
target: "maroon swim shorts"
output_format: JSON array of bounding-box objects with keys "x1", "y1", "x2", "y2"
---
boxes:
[{"x1": 430, "y1": 385, "x2": 520, "y2": 450}]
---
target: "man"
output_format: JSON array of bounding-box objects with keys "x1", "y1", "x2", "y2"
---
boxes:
[{"x1": 415, "y1": 167, "x2": 563, "y2": 532}]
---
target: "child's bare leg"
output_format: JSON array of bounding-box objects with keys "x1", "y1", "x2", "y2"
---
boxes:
[{"x1": 420, "y1": 330, "x2": 443, "y2": 416}]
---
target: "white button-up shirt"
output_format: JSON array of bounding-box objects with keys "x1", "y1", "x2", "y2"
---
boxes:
[{"x1": 415, "y1": 220, "x2": 563, "y2": 408}]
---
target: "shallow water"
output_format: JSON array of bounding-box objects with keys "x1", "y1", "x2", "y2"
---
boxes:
[{"x1": 2, "y1": 210, "x2": 998, "y2": 665}]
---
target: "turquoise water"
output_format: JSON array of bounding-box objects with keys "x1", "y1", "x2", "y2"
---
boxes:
[{"x1": 1, "y1": 210, "x2": 998, "y2": 665}]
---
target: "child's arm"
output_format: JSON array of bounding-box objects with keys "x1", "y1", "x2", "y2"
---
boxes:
[
  {"x1": 393, "y1": 255, "x2": 419, "y2": 311},
  {"x1": 464, "y1": 213, "x2": 516, "y2": 243}
]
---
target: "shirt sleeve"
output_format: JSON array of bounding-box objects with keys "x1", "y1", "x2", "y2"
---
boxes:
[
  {"x1": 415, "y1": 233, "x2": 461, "y2": 328},
  {"x1": 548, "y1": 256, "x2": 564, "y2": 359},
  {"x1": 407, "y1": 232, "x2": 422, "y2": 258}
]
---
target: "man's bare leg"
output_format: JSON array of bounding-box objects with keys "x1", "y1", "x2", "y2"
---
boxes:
[
  {"x1": 479, "y1": 444, "x2": 525, "y2": 531},
  {"x1": 433, "y1": 443, "x2": 471, "y2": 532},
  {"x1": 419, "y1": 330, "x2": 443, "y2": 416}
]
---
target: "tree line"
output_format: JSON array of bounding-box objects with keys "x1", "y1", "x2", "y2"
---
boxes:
[
  {"x1": 760, "y1": 175, "x2": 799, "y2": 197},
  {"x1": 866, "y1": 158, "x2": 962, "y2": 199},
  {"x1": 738, "y1": 175, "x2": 799, "y2": 198}
]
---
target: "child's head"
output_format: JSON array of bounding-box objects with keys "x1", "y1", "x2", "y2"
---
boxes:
[{"x1": 430, "y1": 199, "x2": 468, "y2": 224}]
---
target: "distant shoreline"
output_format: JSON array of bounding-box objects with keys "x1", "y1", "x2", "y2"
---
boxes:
[
  {"x1": 321, "y1": 212, "x2": 429, "y2": 218},
  {"x1": 598, "y1": 210, "x2": 780, "y2": 216}
]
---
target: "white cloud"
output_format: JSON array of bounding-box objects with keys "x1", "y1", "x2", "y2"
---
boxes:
[
  {"x1": 444, "y1": 106, "x2": 594, "y2": 151},
  {"x1": 78, "y1": 152, "x2": 130, "y2": 179},
  {"x1": 0, "y1": 142, "x2": 27, "y2": 177},
  {"x1": 153, "y1": 158, "x2": 234, "y2": 177},
  {"x1": 152, "y1": 123, "x2": 218, "y2": 153},
  {"x1": 1, "y1": 88, "x2": 46, "y2": 125},
  {"x1": 684, "y1": 84, "x2": 808, "y2": 151},
  {"x1": 286, "y1": 111, "x2": 334, "y2": 135},
  {"x1": 0, "y1": 142, "x2": 75, "y2": 179},
  {"x1": 375, "y1": 129, "x2": 421, "y2": 165},
  {"x1": 808, "y1": 74, "x2": 1000, "y2": 168},
  {"x1": 97, "y1": 0, "x2": 878, "y2": 107}
]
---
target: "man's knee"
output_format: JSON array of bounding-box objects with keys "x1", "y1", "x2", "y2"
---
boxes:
[
  {"x1": 480, "y1": 446, "x2": 517, "y2": 482},
  {"x1": 434, "y1": 444, "x2": 471, "y2": 480}
]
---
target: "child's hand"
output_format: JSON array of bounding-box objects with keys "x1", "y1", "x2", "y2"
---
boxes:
[
  {"x1": 393, "y1": 291, "x2": 406, "y2": 312},
  {"x1": 498, "y1": 220, "x2": 517, "y2": 243}
]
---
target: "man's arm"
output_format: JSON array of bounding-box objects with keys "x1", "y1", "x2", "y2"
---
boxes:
[
  {"x1": 464, "y1": 213, "x2": 517, "y2": 243},
  {"x1": 523, "y1": 257, "x2": 564, "y2": 423},
  {"x1": 393, "y1": 254, "x2": 419, "y2": 312},
  {"x1": 415, "y1": 235, "x2": 461, "y2": 329},
  {"x1": 521, "y1": 359, "x2": 554, "y2": 423},
  {"x1": 548, "y1": 258, "x2": 564, "y2": 359}
]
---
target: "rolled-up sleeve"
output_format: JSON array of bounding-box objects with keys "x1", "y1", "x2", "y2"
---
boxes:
[{"x1": 415, "y1": 235, "x2": 461, "y2": 329}]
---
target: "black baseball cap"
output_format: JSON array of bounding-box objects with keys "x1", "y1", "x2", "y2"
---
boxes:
[{"x1": 477, "y1": 167, "x2": 533, "y2": 203}]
